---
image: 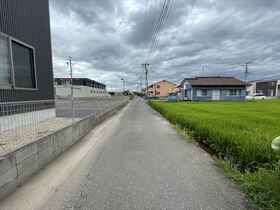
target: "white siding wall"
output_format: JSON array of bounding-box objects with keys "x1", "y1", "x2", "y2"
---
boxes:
[
  {"x1": 55, "y1": 85, "x2": 110, "y2": 99},
  {"x1": 246, "y1": 82, "x2": 256, "y2": 95},
  {"x1": 276, "y1": 80, "x2": 280, "y2": 97}
]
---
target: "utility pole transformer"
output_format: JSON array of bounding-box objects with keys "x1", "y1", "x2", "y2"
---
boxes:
[{"x1": 142, "y1": 63, "x2": 149, "y2": 96}]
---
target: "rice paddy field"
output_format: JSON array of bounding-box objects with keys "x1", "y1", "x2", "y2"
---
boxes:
[{"x1": 150, "y1": 100, "x2": 280, "y2": 209}]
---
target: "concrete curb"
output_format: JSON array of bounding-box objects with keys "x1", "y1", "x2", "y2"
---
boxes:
[{"x1": 0, "y1": 100, "x2": 128, "y2": 200}]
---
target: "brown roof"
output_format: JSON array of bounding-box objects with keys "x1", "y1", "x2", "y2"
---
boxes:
[{"x1": 181, "y1": 77, "x2": 248, "y2": 86}]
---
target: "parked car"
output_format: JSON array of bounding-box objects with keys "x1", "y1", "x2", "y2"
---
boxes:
[{"x1": 246, "y1": 93, "x2": 266, "y2": 100}]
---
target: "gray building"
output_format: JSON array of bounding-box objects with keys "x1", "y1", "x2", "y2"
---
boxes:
[
  {"x1": 247, "y1": 79, "x2": 280, "y2": 97},
  {"x1": 0, "y1": 0, "x2": 55, "y2": 130}
]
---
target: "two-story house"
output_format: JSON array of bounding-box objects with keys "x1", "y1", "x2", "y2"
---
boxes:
[{"x1": 148, "y1": 80, "x2": 176, "y2": 98}]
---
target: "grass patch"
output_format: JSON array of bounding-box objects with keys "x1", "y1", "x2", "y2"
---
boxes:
[
  {"x1": 128, "y1": 94, "x2": 134, "y2": 100},
  {"x1": 172, "y1": 124, "x2": 194, "y2": 143},
  {"x1": 150, "y1": 100, "x2": 280, "y2": 209},
  {"x1": 217, "y1": 160, "x2": 280, "y2": 210}
]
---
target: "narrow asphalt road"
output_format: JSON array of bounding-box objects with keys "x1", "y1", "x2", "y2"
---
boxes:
[{"x1": 0, "y1": 98, "x2": 245, "y2": 210}]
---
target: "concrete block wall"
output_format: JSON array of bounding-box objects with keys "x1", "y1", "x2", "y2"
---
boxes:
[{"x1": 0, "y1": 100, "x2": 128, "y2": 200}]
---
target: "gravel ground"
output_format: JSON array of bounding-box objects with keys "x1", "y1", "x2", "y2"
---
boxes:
[
  {"x1": 0, "y1": 117, "x2": 79, "y2": 156},
  {"x1": 0, "y1": 97, "x2": 127, "y2": 157}
]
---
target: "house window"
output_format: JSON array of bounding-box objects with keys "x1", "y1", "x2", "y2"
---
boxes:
[
  {"x1": 156, "y1": 85, "x2": 160, "y2": 89},
  {"x1": 268, "y1": 81, "x2": 275, "y2": 86},
  {"x1": 197, "y1": 89, "x2": 207, "y2": 96},
  {"x1": 0, "y1": 35, "x2": 11, "y2": 85},
  {"x1": 12, "y1": 41, "x2": 36, "y2": 88},
  {"x1": 228, "y1": 89, "x2": 238, "y2": 96},
  {"x1": 0, "y1": 32, "x2": 36, "y2": 89},
  {"x1": 157, "y1": 92, "x2": 160, "y2": 95}
]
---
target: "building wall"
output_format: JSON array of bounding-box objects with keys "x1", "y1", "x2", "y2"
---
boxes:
[
  {"x1": 277, "y1": 80, "x2": 280, "y2": 98},
  {"x1": 246, "y1": 82, "x2": 256, "y2": 95},
  {"x1": 55, "y1": 85, "x2": 110, "y2": 99},
  {"x1": 0, "y1": 0, "x2": 54, "y2": 102},
  {"x1": 185, "y1": 86, "x2": 246, "y2": 101},
  {"x1": 148, "y1": 80, "x2": 176, "y2": 98},
  {"x1": 256, "y1": 80, "x2": 278, "y2": 97},
  {"x1": 55, "y1": 78, "x2": 106, "y2": 90}
]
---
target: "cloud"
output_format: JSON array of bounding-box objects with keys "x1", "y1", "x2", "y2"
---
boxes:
[{"x1": 50, "y1": 0, "x2": 280, "y2": 91}]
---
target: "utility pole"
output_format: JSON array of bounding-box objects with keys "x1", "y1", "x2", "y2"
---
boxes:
[
  {"x1": 142, "y1": 63, "x2": 149, "y2": 96},
  {"x1": 138, "y1": 76, "x2": 143, "y2": 94},
  {"x1": 121, "y1": 78, "x2": 125, "y2": 94},
  {"x1": 67, "y1": 56, "x2": 74, "y2": 123},
  {"x1": 244, "y1": 62, "x2": 251, "y2": 82}
]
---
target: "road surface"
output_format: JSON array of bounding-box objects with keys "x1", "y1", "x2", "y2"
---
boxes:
[{"x1": 0, "y1": 98, "x2": 245, "y2": 210}]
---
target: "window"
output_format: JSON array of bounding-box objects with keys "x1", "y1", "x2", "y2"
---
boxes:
[
  {"x1": 0, "y1": 32, "x2": 36, "y2": 89},
  {"x1": 156, "y1": 85, "x2": 160, "y2": 89},
  {"x1": 197, "y1": 89, "x2": 207, "y2": 96},
  {"x1": 0, "y1": 35, "x2": 11, "y2": 85},
  {"x1": 268, "y1": 81, "x2": 275, "y2": 86},
  {"x1": 228, "y1": 89, "x2": 238, "y2": 96},
  {"x1": 12, "y1": 41, "x2": 36, "y2": 88},
  {"x1": 157, "y1": 92, "x2": 160, "y2": 95}
]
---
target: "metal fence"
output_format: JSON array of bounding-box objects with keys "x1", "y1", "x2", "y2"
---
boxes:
[
  {"x1": 0, "y1": 97, "x2": 126, "y2": 155},
  {"x1": 0, "y1": 100, "x2": 56, "y2": 142}
]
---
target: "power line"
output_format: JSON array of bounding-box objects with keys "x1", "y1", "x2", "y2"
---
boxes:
[
  {"x1": 145, "y1": 0, "x2": 174, "y2": 63},
  {"x1": 143, "y1": 0, "x2": 149, "y2": 63}
]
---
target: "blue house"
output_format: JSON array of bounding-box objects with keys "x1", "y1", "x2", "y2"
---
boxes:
[{"x1": 180, "y1": 77, "x2": 248, "y2": 101}]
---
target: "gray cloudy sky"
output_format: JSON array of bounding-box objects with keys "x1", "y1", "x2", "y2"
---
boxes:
[{"x1": 50, "y1": 0, "x2": 280, "y2": 91}]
